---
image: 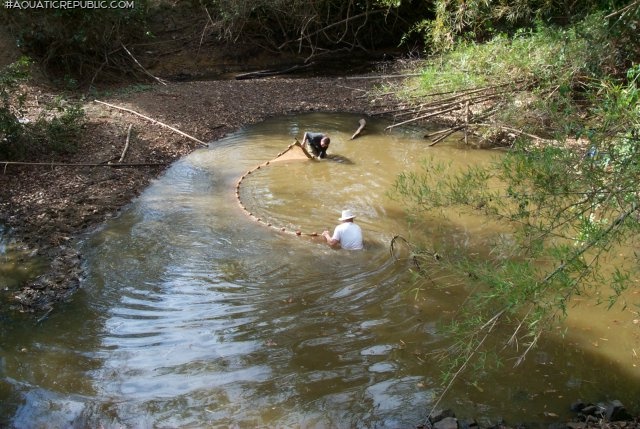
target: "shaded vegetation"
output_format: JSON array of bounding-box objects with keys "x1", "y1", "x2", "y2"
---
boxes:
[
  {"x1": 1, "y1": 5, "x2": 150, "y2": 85},
  {"x1": 200, "y1": 0, "x2": 426, "y2": 56},
  {"x1": 0, "y1": 58, "x2": 85, "y2": 160},
  {"x1": 385, "y1": 1, "x2": 640, "y2": 396},
  {"x1": 0, "y1": 0, "x2": 425, "y2": 84}
]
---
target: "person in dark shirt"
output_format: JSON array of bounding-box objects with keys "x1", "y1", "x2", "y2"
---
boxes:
[{"x1": 301, "y1": 131, "x2": 330, "y2": 159}]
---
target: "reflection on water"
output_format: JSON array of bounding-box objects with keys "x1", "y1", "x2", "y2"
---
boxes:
[{"x1": 1, "y1": 113, "x2": 639, "y2": 428}]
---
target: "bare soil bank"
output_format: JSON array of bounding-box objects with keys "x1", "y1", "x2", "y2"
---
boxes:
[{"x1": 0, "y1": 74, "x2": 388, "y2": 312}]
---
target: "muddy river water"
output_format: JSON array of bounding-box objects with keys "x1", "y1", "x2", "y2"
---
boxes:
[{"x1": 1, "y1": 113, "x2": 639, "y2": 427}]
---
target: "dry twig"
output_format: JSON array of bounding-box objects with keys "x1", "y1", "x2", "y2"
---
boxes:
[
  {"x1": 121, "y1": 43, "x2": 168, "y2": 86},
  {"x1": 94, "y1": 100, "x2": 208, "y2": 147},
  {"x1": 119, "y1": 124, "x2": 133, "y2": 163}
]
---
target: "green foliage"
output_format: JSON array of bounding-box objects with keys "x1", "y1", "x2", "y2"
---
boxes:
[
  {"x1": 409, "y1": 14, "x2": 610, "y2": 96},
  {"x1": 0, "y1": 60, "x2": 85, "y2": 160},
  {"x1": 0, "y1": 57, "x2": 31, "y2": 157},
  {"x1": 1, "y1": 4, "x2": 150, "y2": 82},
  {"x1": 29, "y1": 98, "x2": 86, "y2": 155},
  {"x1": 392, "y1": 63, "x2": 639, "y2": 378},
  {"x1": 391, "y1": 14, "x2": 626, "y2": 144},
  {"x1": 411, "y1": 0, "x2": 635, "y2": 54}
]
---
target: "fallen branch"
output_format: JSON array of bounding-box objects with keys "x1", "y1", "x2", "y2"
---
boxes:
[
  {"x1": 398, "y1": 91, "x2": 504, "y2": 120},
  {"x1": 345, "y1": 73, "x2": 423, "y2": 80},
  {"x1": 394, "y1": 87, "x2": 499, "y2": 119},
  {"x1": 605, "y1": 0, "x2": 639, "y2": 18},
  {"x1": 385, "y1": 104, "x2": 461, "y2": 130},
  {"x1": 424, "y1": 108, "x2": 497, "y2": 140},
  {"x1": 429, "y1": 128, "x2": 458, "y2": 146},
  {"x1": 475, "y1": 123, "x2": 554, "y2": 143},
  {"x1": 119, "y1": 124, "x2": 133, "y2": 163},
  {"x1": 419, "y1": 80, "x2": 525, "y2": 100},
  {"x1": 2, "y1": 161, "x2": 166, "y2": 172},
  {"x1": 372, "y1": 104, "x2": 421, "y2": 116},
  {"x1": 350, "y1": 118, "x2": 366, "y2": 140},
  {"x1": 197, "y1": 5, "x2": 216, "y2": 56},
  {"x1": 121, "y1": 43, "x2": 168, "y2": 86},
  {"x1": 424, "y1": 118, "x2": 488, "y2": 147},
  {"x1": 425, "y1": 126, "x2": 462, "y2": 139},
  {"x1": 94, "y1": 100, "x2": 208, "y2": 147},
  {"x1": 235, "y1": 62, "x2": 314, "y2": 80},
  {"x1": 464, "y1": 101, "x2": 470, "y2": 145}
]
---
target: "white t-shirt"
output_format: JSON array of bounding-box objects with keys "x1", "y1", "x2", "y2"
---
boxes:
[{"x1": 332, "y1": 222, "x2": 363, "y2": 250}]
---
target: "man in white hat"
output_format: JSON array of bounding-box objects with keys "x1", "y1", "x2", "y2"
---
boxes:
[{"x1": 322, "y1": 209, "x2": 363, "y2": 250}]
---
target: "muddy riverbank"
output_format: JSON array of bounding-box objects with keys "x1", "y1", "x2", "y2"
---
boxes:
[{"x1": 0, "y1": 73, "x2": 397, "y2": 312}]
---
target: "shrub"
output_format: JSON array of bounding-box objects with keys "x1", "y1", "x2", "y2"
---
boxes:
[{"x1": 0, "y1": 59, "x2": 85, "y2": 161}]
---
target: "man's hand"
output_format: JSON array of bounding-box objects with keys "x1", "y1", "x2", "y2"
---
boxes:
[{"x1": 322, "y1": 230, "x2": 339, "y2": 247}]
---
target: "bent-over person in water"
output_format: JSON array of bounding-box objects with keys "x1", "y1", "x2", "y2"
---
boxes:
[
  {"x1": 322, "y1": 209, "x2": 363, "y2": 250},
  {"x1": 301, "y1": 131, "x2": 330, "y2": 159}
]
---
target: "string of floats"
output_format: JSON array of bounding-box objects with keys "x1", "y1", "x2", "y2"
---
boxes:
[
  {"x1": 234, "y1": 139, "x2": 323, "y2": 238},
  {"x1": 234, "y1": 120, "x2": 366, "y2": 238}
]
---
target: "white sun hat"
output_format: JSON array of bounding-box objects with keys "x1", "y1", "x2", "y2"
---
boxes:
[{"x1": 339, "y1": 209, "x2": 356, "y2": 221}]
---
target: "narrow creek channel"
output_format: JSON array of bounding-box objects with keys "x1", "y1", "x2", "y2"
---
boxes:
[{"x1": 1, "y1": 112, "x2": 639, "y2": 428}]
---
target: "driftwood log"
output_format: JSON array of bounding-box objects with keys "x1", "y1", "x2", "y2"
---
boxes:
[{"x1": 351, "y1": 118, "x2": 366, "y2": 139}]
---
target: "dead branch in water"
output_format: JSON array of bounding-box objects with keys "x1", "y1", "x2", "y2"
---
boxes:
[
  {"x1": 350, "y1": 118, "x2": 366, "y2": 139},
  {"x1": 429, "y1": 127, "x2": 460, "y2": 146},
  {"x1": 464, "y1": 101, "x2": 470, "y2": 145},
  {"x1": 385, "y1": 104, "x2": 461, "y2": 130},
  {"x1": 425, "y1": 109, "x2": 497, "y2": 146},
  {"x1": 377, "y1": 79, "x2": 542, "y2": 150}
]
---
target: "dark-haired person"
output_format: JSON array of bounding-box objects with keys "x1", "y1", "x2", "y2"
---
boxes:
[{"x1": 301, "y1": 131, "x2": 330, "y2": 159}]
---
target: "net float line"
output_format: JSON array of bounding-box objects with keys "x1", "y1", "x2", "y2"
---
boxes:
[{"x1": 235, "y1": 139, "x2": 323, "y2": 238}]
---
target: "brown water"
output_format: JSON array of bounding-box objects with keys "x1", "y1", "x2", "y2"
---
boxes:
[{"x1": 1, "y1": 113, "x2": 639, "y2": 428}]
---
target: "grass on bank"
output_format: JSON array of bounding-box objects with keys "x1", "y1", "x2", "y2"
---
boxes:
[
  {"x1": 387, "y1": 12, "x2": 640, "y2": 387},
  {"x1": 393, "y1": 13, "x2": 618, "y2": 139}
]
